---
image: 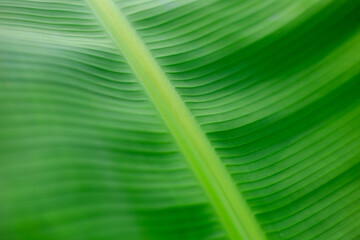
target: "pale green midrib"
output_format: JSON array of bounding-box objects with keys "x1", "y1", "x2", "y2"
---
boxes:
[{"x1": 87, "y1": 1, "x2": 266, "y2": 239}]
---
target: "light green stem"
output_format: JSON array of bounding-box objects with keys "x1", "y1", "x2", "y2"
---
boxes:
[{"x1": 87, "y1": 1, "x2": 266, "y2": 239}]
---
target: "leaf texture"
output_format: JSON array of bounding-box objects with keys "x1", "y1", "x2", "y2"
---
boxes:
[{"x1": 0, "y1": 1, "x2": 359, "y2": 240}]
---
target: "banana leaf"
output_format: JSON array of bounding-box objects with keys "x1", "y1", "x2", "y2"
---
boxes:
[{"x1": 0, "y1": 0, "x2": 359, "y2": 239}]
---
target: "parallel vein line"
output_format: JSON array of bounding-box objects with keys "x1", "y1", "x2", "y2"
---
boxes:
[{"x1": 87, "y1": 0, "x2": 266, "y2": 239}]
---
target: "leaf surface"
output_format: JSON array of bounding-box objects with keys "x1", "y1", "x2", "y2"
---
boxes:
[{"x1": 0, "y1": 1, "x2": 359, "y2": 240}]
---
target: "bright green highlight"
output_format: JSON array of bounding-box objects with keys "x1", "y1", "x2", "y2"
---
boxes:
[{"x1": 87, "y1": 0, "x2": 266, "y2": 239}]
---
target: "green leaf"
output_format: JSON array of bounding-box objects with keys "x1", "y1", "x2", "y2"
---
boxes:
[{"x1": 0, "y1": 1, "x2": 359, "y2": 240}]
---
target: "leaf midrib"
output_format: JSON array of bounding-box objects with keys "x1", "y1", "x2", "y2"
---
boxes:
[{"x1": 87, "y1": 1, "x2": 266, "y2": 239}]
